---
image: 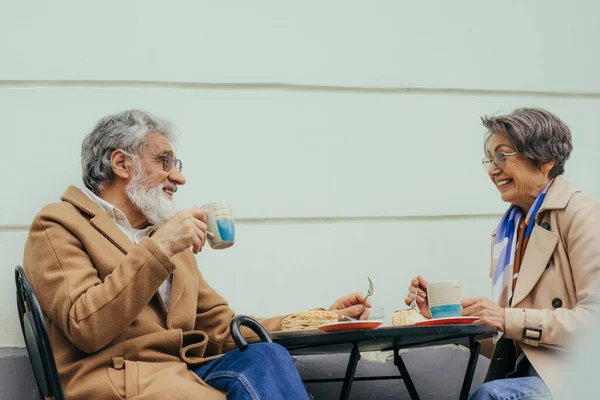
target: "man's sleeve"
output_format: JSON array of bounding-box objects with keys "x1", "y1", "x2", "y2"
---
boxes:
[{"x1": 23, "y1": 208, "x2": 176, "y2": 353}]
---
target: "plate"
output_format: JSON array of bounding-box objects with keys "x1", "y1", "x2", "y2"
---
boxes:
[
  {"x1": 269, "y1": 328, "x2": 322, "y2": 339},
  {"x1": 414, "y1": 316, "x2": 479, "y2": 326},
  {"x1": 317, "y1": 320, "x2": 383, "y2": 332}
]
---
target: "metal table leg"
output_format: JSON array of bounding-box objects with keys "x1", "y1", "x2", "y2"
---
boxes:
[
  {"x1": 394, "y1": 348, "x2": 420, "y2": 400},
  {"x1": 339, "y1": 343, "x2": 361, "y2": 400},
  {"x1": 459, "y1": 335, "x2": 481, "y2": 400}
]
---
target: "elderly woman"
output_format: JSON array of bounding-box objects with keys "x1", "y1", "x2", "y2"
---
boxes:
[{"x1": 405, "y1": 108, "x2": 600, "y2": 399}]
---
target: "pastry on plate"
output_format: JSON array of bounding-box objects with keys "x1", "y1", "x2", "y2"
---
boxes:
[
  {"x1": 392, "y1": 308, "x2": 428, "y2": 326},
  {"x1": 282, "y1": 310, "x2": 339, "y2": 331}
]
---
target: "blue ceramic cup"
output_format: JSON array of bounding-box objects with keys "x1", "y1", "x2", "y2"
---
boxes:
[
  {"x1": 429, "y1": 303, "x2": 462, "y2": 319},
  {"x1": 202, "y1": 202, "x2": 235, "y2": 250},
  {"x1": 427, "y1": 281, "x2": 462, "y2": 319}
]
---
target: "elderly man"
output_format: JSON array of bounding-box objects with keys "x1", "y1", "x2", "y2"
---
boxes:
[{"x1": 22, "y1": 110, "x2": 371, "y2": 400}]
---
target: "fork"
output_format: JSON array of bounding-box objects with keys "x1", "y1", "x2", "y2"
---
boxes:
[
  {"x1": 341, "y1": 278, "x2": 374, "y2": 322},
  {"x1": 365, "y1": 276, "x2": 374, "y2": 303},
  {"x1": 409, "y1": 283, "x2": 420, "y2": 310},
  {"x1": 357, "y1": 276, "x2": 374, "y2": 319},
  {"x1": 409, "y1": 295, "x2": 418, "y2": 310}
]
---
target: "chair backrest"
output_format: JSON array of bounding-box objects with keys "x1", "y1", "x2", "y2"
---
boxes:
[
  {"x1": 15, "y1": 265, "x2": 65, "y2": 400},
  {"x1": 230, "y1": 315, "x2": 273, "y2": 351}
]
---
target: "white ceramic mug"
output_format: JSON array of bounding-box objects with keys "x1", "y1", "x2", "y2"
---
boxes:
[{"x1": 201, "y1": 202, "x2": 235, "y2": 250}]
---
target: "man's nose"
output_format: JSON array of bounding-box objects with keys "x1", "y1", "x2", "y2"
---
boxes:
[{"x1": 169, "y1": 168, "x2": 186, "y2": 185}]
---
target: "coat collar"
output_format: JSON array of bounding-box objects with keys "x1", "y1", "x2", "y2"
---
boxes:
[
  {"x1": 489, "y1": 176, "x2": 577, "y2": 237},
  {"x1": 537, "y1": 175, "x2": 579, "y2": 214},
  {"x1": 510, "y1": 176, "x2": 580, "y2": 307},
  {"x1": 61, "y1": 185, "x2": 134, "y2": 254}
]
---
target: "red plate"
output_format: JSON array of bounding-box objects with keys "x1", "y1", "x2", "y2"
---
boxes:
[
  {"x1": 414, "y1": 316, "x2": 478, "y2": 326},
  {"x1": 317, "y1": 320, "x2": 383, "y2": 332}
]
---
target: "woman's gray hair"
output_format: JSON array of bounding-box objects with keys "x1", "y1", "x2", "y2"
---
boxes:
[
  {"x1": 482, "y1": 108, "x2": 573, "y2": 179},
  {"x1": 81, "y1": 110, "x2": 176, "y2": 194}
]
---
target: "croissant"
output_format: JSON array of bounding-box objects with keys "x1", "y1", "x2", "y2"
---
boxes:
[{"x1": 282, "y1": 310, "x2": 339, "y2": 331}]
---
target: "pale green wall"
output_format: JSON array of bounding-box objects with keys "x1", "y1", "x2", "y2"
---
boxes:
[{"x1": 1, "y1": 0, "x2": 599, "y2": 347}]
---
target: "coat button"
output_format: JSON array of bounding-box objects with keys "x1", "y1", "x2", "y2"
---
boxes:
[
  {"x1": 552, "y1": 298, "x2": 563, "y2": 308},
  {"x1": 541, "y1": 222, "x2": 551, "y2": 230}
]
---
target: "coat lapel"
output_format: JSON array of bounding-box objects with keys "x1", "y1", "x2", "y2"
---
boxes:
[
  {"x1": 166, "y1": 267, "x2": 186, "y2": 325},
  {"x1": 61, "y1": 185, "x2": 134, "y2": 255},
  {"x1": 511, "y1": 224, "x2": 558, "y2": 307},
  {"x1": 165, "y1": 252, "x2": 197, "y2": 328},
  {"x1": 89, "y1": 213, "x2": 134, "y2": 255},
  {"x1": 169, "y1": 265, "x2": 185, "y2": 307}
]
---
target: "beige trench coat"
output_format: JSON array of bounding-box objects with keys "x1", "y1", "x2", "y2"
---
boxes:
[
  {"x1": 22, "y1": 186, "x2": 285, "y2": 399},
  {"x1": 485, "y1": 176, "x2": 600, "y2": 396}
]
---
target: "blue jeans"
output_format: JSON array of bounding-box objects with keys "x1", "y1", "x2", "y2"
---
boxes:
[
  {"x1": 469, "y1": 377, "x2": 552, "y2": 400},
  {"x1": 194, "y1": 342, "x2": 310, "y2": 400}
]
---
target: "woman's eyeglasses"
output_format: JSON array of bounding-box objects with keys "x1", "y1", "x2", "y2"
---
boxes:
[{"x1": 482, "y1": 151, "x2": 517, "y2": 173}]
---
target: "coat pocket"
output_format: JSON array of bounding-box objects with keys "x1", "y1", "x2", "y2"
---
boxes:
[{"x1": 108, "y1": 356, "x2": 140, "y2": 398}]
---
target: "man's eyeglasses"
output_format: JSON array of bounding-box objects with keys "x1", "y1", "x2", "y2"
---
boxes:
[
  {"x1": 482, "y1": 151, "x2": 517, "y2": 173},
  {"x1": 153, "y1": 152, "x2": 183, "y2": 173}
]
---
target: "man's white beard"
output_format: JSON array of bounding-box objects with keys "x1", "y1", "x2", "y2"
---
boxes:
[{"x1": 125, "y1": 159, "x2": 177, "y2": 227}]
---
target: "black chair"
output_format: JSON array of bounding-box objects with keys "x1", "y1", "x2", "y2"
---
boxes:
[
  {"x1": 15, "y1": 265, "x2": 65, "y2": 400},
  {"x1": 14, "y1": 265, "x2": 267, "y2": 400},
  {"x1": 230, "y1": 315, "x2": 273, "y2": 350}
]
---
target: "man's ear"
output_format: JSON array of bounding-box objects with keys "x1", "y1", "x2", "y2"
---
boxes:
[
  {"x1": 110, "y1": 150, "x2": 132, "y2": 180},
  {"x1": 541, "y1": 160, "x2": 556, "y2": 175}
]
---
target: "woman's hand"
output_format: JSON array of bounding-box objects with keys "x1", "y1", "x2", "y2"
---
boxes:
[
  {"x1": 404, "y1": 275, "x2": 432, "y2": 318},
  {"x1": 329, "y1": 293, "x2": 372, "y2": 320},
  {"x1": 462, "y1": 297, "x2": 505, "y2": 332}
]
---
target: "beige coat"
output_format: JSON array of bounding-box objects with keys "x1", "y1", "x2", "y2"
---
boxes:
[
  {"x1": 485, "y1": 176, "x2": 600, "y2": 396},
  {"x1": 22, "y1": 186, "x2": 285, "y2": 399}
]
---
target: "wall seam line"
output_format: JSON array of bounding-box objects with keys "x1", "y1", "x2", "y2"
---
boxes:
[{"x1": 1, "y1": 80, "x2": 599, "y2": 98}]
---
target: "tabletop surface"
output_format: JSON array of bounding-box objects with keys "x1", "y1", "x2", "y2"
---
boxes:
[{"x1": 274, "y1": 324, "x2": 497, "y2": 355}]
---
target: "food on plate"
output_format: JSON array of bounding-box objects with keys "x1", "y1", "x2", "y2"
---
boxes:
[
  {"x1": 282, "y1": 310, "x2": 339, "y2": 331},
  {"x1": 392, "y1": 308, "x2": 428, "y2": 326}
]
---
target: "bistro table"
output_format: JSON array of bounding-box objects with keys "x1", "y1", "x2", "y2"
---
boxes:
[{"x1": 273, "y1": 324, "x2": 497, "y2": 400}]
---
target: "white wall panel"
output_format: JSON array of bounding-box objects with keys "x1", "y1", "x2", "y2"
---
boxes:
[
  {"x1": 200, "y1": 217, "x2": 499, "y2": 326},
  {"x1": 2, "y1": 86, "x2": 599, "y2": 225},
  {"x1": 0, "y1": 216, "x2": 497, "y2": 347},
  {"x1": 1, "y1": 1, "x2": 599, "y2": 93}
]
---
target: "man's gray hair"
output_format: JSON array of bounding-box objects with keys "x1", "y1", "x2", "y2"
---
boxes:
[
  {"x1": 81, "y1": 110, "x2": 176, "y2": 194},
  {"x1": 482, "y1": 108, "x2": 573, "y2": 179}
]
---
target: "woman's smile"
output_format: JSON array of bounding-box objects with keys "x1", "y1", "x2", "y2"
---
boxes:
[{"x1": 496, "y1": 178, "x2": 514, "y2": 190}]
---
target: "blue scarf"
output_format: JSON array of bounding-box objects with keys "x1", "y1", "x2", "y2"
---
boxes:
[{"x1": 492, "y1": 179, "x2": 554, "y2": 308}]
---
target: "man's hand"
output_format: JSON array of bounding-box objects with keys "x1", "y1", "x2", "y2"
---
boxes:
[
  {"x1": 152, "y1": 207, "x2": 208, "y2": 257},
  {"x1": 462, "y1": 297, "x2": 505, "y2": 332},
  {"x1": 404, "y1": 275, "x2": 432, "y2": 318},
  {"x1": 328, "y1": 293, "x2": 372, "y2": 320}
]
